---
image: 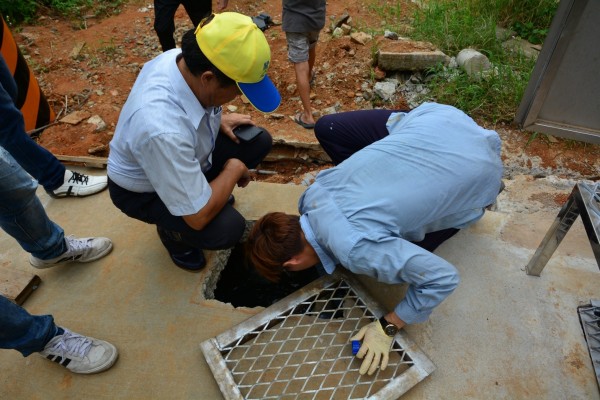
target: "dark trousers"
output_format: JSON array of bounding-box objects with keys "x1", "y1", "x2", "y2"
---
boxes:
[
  {"x1": 314, "y1": 109, "x2": 408, "y2": 165},
  {"x1": 314, "y1": 108, "x2": 460, "y2": 250},
  {"x1": 153, "y1": 0, "x2": 212, "y2": 51},
  {"x1": 109, "y1": 129, "x2": 272, "y2": 251}
]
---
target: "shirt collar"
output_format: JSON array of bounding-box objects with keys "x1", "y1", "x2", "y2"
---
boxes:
[
  {"x1": 300, "y1": 214, "x2": 337, "y2": 274},
  {"x1": 168, "y1": 50, "x2": 213, "y2": 130}
]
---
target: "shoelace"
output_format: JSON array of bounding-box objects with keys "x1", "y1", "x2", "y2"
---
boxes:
[
  {"x1": 65, "y1": 235, "x2": 91, "y2": 256},
  {"x1": 67, "y1": 171, "x2": 90, "y2": 185},
  {"x1": 47, "y1": 329, "x2": 92, "y2": 359}
]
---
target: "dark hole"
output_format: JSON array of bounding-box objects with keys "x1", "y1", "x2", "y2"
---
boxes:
[{"x1": 214, "y1": 242, "x2": 320, "y2": 308}]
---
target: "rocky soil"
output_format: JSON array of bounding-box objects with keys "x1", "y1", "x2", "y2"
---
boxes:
[{"x1": 12, "y1": 0, "x2": 600, "y2": 189}]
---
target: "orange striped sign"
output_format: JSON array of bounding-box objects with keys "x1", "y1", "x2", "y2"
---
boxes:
[{"x1": 1, "y1": 16, "x2": 55, "y2": 134}]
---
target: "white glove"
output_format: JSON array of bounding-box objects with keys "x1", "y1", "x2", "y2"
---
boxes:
[{"x1": 350, "y1": 320, "x2": 393, "y2": 375}]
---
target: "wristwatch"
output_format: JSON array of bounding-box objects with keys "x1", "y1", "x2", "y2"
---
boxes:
[{"x1": 379, "y1": 316, "x2": 399, "y2": 337}]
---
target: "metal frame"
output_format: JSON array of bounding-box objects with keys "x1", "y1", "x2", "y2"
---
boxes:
[
  {"x1": 200, "y1": 269, "x2": 435, "y2": 399},
  {"x1": 525, "y1": 182, "x2": 600, "y2": 276},
  {"x1": 514, "y1": 0, "x2": 600, "y2": 144},
  {"x1": 577, "y1": 300, "x2": 600, "y2": 392}
]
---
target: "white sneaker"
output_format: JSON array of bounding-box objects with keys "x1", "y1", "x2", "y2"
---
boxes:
[
  {"x1": 29, "y1": 236, "x2": 113, "y2": 269},
  {"x1": 39, "y1": 328, "x2": 118, "y2": 374},
  {"x1": 51, "y1": 170, "x2": 107, "y2": 198}
]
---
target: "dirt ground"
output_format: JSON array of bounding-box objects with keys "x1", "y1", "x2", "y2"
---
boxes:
[{"x1": 11, "y1": 0, "x2": 600, "y2": 184}]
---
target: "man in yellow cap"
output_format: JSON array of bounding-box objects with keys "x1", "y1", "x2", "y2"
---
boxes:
[{"x1": 107, "y1": 12, "x2": 281, "y2": 272}]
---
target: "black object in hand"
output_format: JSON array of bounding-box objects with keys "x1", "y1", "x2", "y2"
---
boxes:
[{"x1": 233, "y1": 125, "x2": 263, "y2": 143}]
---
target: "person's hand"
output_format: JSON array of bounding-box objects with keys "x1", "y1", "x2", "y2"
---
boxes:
[
  {"x1": 223, "y1": 158, "x2": 250, "y2": 188},
  {"x1": 220, "y1": 113, "x2": 253, "y2": 144},
  {"x1": 350, "y1": 321, "x2": 393, "y2": 375}
]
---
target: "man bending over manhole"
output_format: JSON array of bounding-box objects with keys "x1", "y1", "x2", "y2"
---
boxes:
[{"x1": 247, "y1": 102, "x2": 503, "y2": 376}]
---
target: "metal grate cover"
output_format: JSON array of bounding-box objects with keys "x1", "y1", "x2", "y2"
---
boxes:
[
  {"x1": 201, "y1": 270, "x2": 435, "y2": 399},
  {"x1": 578, "y1": 300, "x2": 600, "y2": 392}
]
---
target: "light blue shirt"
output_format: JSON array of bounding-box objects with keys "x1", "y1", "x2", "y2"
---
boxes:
[
  {"x1": 107, "y1": 49, "x2": 221, "y2": 216},
  {"x1": 299, "y1": 102, "x2": 503, "y2": 324}
]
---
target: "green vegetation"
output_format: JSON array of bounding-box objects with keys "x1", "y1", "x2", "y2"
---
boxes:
[
  {"x1": 369, "y1": 0, "x2": 559, "y2": 124},
  {"x1": 1, "y1": 0, "x2": 125, "y2": 25}
]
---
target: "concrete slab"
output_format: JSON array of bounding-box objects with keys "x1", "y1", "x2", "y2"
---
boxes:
[{"x1": 0, "y1": 172, "x2": 598, "y2": 399}]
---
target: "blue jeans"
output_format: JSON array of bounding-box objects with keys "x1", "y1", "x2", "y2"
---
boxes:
[
  {"x1": 0, "y1": 55, "x2": 65, "y2": 192},
  {"x1": 0, "y1": 295, "x2": 56, "y2": 356},
  {"x1": 0, "y1": 146, "x2": 67, "y2": 259}
]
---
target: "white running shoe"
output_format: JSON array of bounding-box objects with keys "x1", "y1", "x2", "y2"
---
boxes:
[
  {"x1": 39, "y1": 328, "x2": 118, "y2": 374},
  {"x1": 29, "y1": 236, "x2": 113, "y2": 269},
  {"x1": 51, "y1": 170, "x2": 107, "y2": 198}
]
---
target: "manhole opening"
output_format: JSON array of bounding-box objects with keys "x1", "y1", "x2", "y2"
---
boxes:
[{"x1": 213, "y1": 242, "x2": 320, "y2": 308}]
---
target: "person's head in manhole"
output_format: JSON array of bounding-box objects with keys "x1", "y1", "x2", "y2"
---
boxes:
[{"x1": 246, "y1": 102, "x2": 504, "y2": 376}]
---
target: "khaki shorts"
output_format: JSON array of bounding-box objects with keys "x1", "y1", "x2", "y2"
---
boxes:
[{"x1": 286, "y1": 31, "x2": 320, "y2": 63}]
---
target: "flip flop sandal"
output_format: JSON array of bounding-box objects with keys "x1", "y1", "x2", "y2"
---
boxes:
[{"x1": 293, "y1": 112, "x2": 315, "y2": 129}]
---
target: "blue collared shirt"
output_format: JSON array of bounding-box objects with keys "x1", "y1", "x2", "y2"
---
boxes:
[
  {"x1": 108, "y1": 49, "x2": 221, "y2": 216},
  {"x1": 299, "y1": 102, "x2": 503, "y2": 324}
]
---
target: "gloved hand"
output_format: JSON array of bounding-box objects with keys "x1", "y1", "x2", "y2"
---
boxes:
[{"x1": 350, "y1": 321, "x2": 393, "y2": 375}]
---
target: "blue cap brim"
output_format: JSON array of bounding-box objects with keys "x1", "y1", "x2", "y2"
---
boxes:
[{"x1": 238, "y1": 75, "x2": 281, "y2": 113}]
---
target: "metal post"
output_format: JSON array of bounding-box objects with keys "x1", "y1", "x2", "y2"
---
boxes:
[{"x1": 525, "y1": 186, "x2": 580, "y2": 276}]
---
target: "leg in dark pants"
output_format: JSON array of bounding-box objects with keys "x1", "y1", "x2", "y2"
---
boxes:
[
  {"x1": 181, "y1": 0, "x2": 212, "y2": 27},
  {"x1": 314, "y1": 109, "x2": 408, "y2": 165},
  {"x1": 153, "y1": 0, "x2": 212, "y2": 52},
  {"x1": 411, "y1": 228, "x2": 460, "y2": 252},
  {"x1": 153, "y1": 0, "x2": 181, "y2": 51}
]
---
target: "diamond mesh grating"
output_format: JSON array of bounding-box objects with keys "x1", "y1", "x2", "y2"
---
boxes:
[
  {"x1": 201, "y1": 270, "x2": 435, "y2": 400},
  {"x1": 578, "y1": 301, "x2": 600, "y2": 392}
]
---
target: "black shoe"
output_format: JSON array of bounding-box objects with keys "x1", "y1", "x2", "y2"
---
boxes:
[{"x1": 156, "y1": 227, "x2": 206, "y2": 272}]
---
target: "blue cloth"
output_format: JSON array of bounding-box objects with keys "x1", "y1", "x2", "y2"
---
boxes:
[
  {"x1": 108, "y1": 49, "x2": 217, "y2": 216},
  {"x1": 0, "y1": 84, "x2": 66, "y2": 260},
  {"x1": 0, "y1": 55, "x2": 65, "y2": 192},
  {"x1": 299, "y1": 102, "x2": 503, "y2": 324},
  {"x1": 0, "y1": 295, "x2": 56, "y2": 357}
]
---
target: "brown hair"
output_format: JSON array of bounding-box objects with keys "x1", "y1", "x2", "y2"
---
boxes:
[{"x1": 246, "y1": 212, "x2": 304, "y2": 282}]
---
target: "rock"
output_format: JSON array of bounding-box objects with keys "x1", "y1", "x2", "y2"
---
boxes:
[
  {"x1": 60, "y1": 110, "x2": 91, "y2": 125},
  {"x1": 87, "y1": 115, "x2": 107, "y2": 131},
  {"x1": 350, "y1": 32, "x2": 372, "y2": 45},
  {"x1": 88, "y1": 144, "x2": 107, "y2": 155},
  {"x1": 373, "y1": 81, "x2": 397, "y2": 101},
  {"x1": 373, "y1": 66, "x2": 386, "y2": 80},
  {"x1": 332, "y1": 27, "x2": 344, "y2": 38},
  {"x1": 267, "y1": 113, "x2": 285, "y2": 120},
  {"x1": 69, "y1": 42, "x2": 86, "y2": 60},
  {"x1": 286, "y1": 84, "x2": 297, "y2": 94},
  {"x1": 226, "y1": 105, "x2": 238, "y2": 112},
  {"x1": 384, "y1": 30, "x2": 399, "y2": 40},
  {"x1": 495, "y1": 26, "x2": 516, "y2": 41},
  {"x1": 340, "y1": 24, "x2": 352, "y2": 35},
  {"x1": 377, "y1": 49, "x2": 450, "y2": 72},
  {"x1": 331, "y1": 12, "x2": 350, "y2": 30},
  {"x1": 456, "y1": 48, "x2": 492, "y2": 78},
  {"x1": 502, "y1": 38, "x2": 541, "y2": 60}
]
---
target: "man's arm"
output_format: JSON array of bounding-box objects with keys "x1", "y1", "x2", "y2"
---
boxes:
[
  {"x1": 345, "y1": 235, "x2": 459, "y2": 374},
  {"x1": 347, "y1": 235, "x2": 460, "y2": 324},
  {"x1": 182, "y1": 158, "x2": 249, "y2": 230}
]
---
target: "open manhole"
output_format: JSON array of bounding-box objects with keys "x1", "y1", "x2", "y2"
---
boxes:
[
  {"x1": 213, "y1": 241, "x2": 321, "y2": 307},
  {"x1": 201, "y1": 268, "x2": 435, "y2": 399}
]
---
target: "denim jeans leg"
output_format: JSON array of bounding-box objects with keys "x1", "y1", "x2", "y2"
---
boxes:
[
  {"x1": 0, "y1": 56, "x2": 65, "y2": 191},
  {"x1": 0, "y1": 146, "x2": 66, "y2": 259},
  {"x1": 0, "y1": 295, "x2": 56, "y2": 356}
]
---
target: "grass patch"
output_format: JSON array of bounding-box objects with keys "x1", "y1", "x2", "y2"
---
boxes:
[
  {"x1": 2, "y1": 0, "x2": 125, "y2": 25},
  {"x1": 396, "y1": 0, "x2": 558, "y2": 124}
]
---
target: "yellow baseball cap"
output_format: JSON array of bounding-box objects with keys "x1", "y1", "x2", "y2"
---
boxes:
[{"x1": 195, "y1": 12, "x2": 281, "y2": 113}]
